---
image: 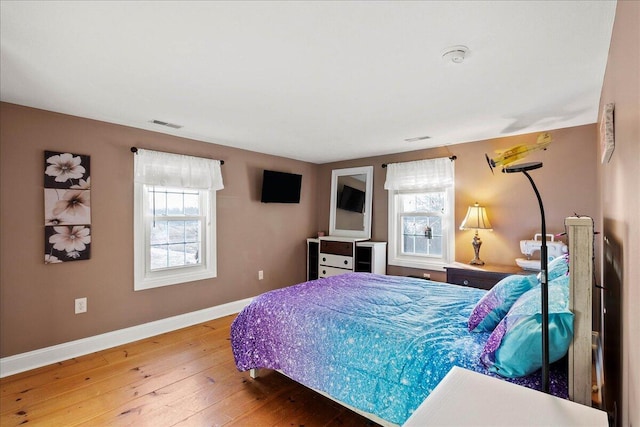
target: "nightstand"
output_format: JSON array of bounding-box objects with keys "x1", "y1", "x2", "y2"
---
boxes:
[{"x1": 445, "y1": 263, "x2": 527, "y2": 290}]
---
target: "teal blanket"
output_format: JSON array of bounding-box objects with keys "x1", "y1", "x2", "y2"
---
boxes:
[{"x1": 231, "y1": 273, "x2": 566, "y2": 425}]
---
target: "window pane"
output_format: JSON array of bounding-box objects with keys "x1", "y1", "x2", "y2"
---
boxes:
[
  {"x1": 415, "y1": 236, "x2": 443, "y2": 256},
  {"x1": 416, "y1": 192, "x2": 445, "y2": 212},
  {"x1": 414, "y1": 217, "x2": 430, "y2": 233},
  {"x1": 167, "y1": 191, "x2": 184, "y2": 215},
  {"x1": 150, "y1": 221, "x2": 168, "y2": 245},
  {"x1": 184, "y1": 193, "x2": 200, "y2": 215},
  {"x1": 150, "y1": 245, "x2": 168, "y2": 270},
  {"x1": 401, "y1": 215, "x2": 444, "y2": 256},
  {"x1": 402, "y1": 217, "x2": 416, "y2": 236},
  {"x1": 430, "y1": 236, "x2": 443, "y2": 255},
  {"x1": 185, "y1": 243, "x2": 200, "y2": 265},
  {"x1": 415, "y1": 194, "x2": 430, "y2": 212},
  {"x1": 402, "y1": 216, "x2": 433, "y2": 237},
  {"x1": 168, "y1": 221, "x2": 185, "y2": 244},
  {"x1": 415, "y1": 235, "x2": 430, "y2": 254},
  {"x1": 147, "y1": 189, "x2": 167, "y2": 216},
  {"x1": 402, "y1": 216, "x2": 419, "y2": 255},
  {"x1": 430, "y1": 217, "x2": 443, "y2": 235},
  {"x1": 184, "y1": 220, "x2": 200, "y2": 243},
  {"x1": 400, "y1": 194, "x2": 416, "y2": 212},
  {"x1": 149, "y1": 216, "x2": 203, "y2": 272},
  {"x1": 403, "y1": 235, "x2": 415, "y2": 253},
  {"x1": 168, "y1": 244, "x2": 186, "y2": 267}
]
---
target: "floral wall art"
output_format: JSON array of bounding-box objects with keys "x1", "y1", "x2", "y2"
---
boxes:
[{"x1": 44, "y1": 151, "x2": 91, "y2": 263}]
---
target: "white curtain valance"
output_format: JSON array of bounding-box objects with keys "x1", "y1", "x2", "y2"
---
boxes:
[
  {"x1": 134, "y1": 148, "x2": 224, "y2": 190},
  {"x1": 384, "y1": 157, "x2": 454, "y2": 191}
]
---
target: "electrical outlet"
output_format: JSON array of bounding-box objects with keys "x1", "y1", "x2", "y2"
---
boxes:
[
  {"x1": 258, "y1": 270, "x2": 264, "y2": 280},
  {"x1": 75, "y1": 297, "x2": 87, "y2": 314},
  {"x1": 423, "y1": 273, "x2": 431, "y2": 279}
]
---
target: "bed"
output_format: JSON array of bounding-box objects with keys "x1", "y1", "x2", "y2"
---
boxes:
[{"x1": 230, "y1": 217, "x2": 594, "y2": 426}]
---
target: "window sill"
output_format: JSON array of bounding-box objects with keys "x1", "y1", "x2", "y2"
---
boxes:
[
  {"x1": 388, "y1": 257, "x2": 448, "y2": 272},
  {"x1": 134, "y1": 268, "x2": 216, "y2": 291}
]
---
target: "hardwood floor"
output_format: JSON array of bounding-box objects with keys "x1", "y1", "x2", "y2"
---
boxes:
[{"x1": 0, "y1": 315, "x2": 381, "y2": 426}]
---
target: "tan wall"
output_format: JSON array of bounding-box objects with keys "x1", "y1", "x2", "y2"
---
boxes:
[
  {"x1": 0, "y1": 102, "x2": 318, "y2": 357},
  {"x1": 318, "y1": 125, "x2": 599, "y2": 282},
  {"x1": 597, "y1": 1, "x2": 640, "y2": 425}
]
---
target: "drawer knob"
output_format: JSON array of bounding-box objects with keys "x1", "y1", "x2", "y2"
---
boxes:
[
  {"x1": 463, "y1": 279, "x2": 469, "y2": 285},
  {"x1": 322, "y1": 257, "x2": 326, "y2": 262},
  {"x1": 344, "y1": 260, "x2": 348, "y2": 265},
  {"x1": 322, "y1": 270, "x2": 326, "y2": 274}
]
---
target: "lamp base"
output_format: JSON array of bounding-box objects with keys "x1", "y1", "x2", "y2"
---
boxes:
[{"x1": 469, "y1": 232, "x2": 485, "y2": 265}]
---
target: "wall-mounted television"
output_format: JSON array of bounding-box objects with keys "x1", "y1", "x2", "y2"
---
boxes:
[
  {"x1": 260, "y1": 170, "x2": 302, "y2": 203},
  {"x1": 338, "y1": 185, "x2": 365, "y2": 213}
]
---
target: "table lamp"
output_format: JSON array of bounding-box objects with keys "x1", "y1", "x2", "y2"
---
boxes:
[{"x1": 459, "y1": 202, "x2": 492, "y2": 265}]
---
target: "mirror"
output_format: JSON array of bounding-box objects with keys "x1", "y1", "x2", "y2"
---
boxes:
[{"x1": 329, "y1": 166, "x2": 373, "y2": 239}]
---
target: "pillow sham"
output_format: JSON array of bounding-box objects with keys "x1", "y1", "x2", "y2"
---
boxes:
[
  {"x1": 538, "y1": 253, "x2": 569, "y2": 282},
  {"x1": 467, "y1": 274, "x2": 538, "y2": 332},
  {"x1": 480, "y1": 275, "x2": 573, "y2": 378}
]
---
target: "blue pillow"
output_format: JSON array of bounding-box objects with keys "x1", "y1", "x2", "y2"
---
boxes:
[
  {"x1": 468, "y1": 274, "x2": 538, "y2": 332},
  {"x1": 480, "y1": 275, "x2": 574, "y2": 378},
  {"x1": 538, "y1": 253, "x2": 569, "y2": 282}
]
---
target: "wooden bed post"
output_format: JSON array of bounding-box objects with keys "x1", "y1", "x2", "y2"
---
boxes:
[{"x1": 565, "y1": 216, "x2": 594, "y2": 406}]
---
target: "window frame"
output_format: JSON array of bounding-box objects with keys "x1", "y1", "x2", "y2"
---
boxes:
[
  {"x1": 387, "y1": 186, "x2": 455, "y2": 271},
  {"x1": 134, "y1": 183, "x2": 217, "y2": 291}
]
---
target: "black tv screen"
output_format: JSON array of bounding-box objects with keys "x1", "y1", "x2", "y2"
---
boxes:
[
  {"x1": 261, "y1": 170, "x2": 302, "y2": 203},
  {"x1": 338, "y1": 185, "x2": 365, "y2": 213}
]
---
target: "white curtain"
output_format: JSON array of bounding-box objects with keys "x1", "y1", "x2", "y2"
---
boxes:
[
  {"x1": 134, "y1": 148, "x2": 224, "y2": 190},
  {"x1": 383, "y1": 157, "x2": 453, "y2": 191}
]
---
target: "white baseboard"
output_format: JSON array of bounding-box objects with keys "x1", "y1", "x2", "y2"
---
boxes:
[{"x1": 0, "y1": 297, "x2": 253, "y2": 378}]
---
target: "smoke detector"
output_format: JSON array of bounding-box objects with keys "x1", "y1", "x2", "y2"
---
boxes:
[{"x1": 442, "y1": 45, "x2": 469, "y2": 64}]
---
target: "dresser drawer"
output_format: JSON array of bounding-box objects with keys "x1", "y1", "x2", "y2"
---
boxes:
[
  {"x1": 319, "y1": 265, "x2": 352, "y2": 278},
  {"x1": 320, "y1": 240, "x2": 353, "y2": 256},
  {"x1": 445, "y1": 266, "x2": 523, "y2": 290},
  {"x1": 320, "y1": 253, "x2": 353, "y2": 269}
]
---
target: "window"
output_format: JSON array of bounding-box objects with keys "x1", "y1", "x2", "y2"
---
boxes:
[
  {"x1": 385, "y1": 157, "x2": 454, "y2": 270},
  {"x1": 147, "y1": 187, "x2": 205, "y2": 270},
  {"x1": 134, "y1": 149, "x2": 223, "y2": 290}
]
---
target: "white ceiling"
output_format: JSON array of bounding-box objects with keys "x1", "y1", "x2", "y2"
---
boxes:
[{"x1": 0, "y1": 1, "x2": 616, "y2": 164}]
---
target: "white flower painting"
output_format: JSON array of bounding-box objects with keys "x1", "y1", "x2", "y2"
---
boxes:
[
  {"x1": 45, "y1": 152, "x2": 86, "y2": 183},
  {"x1": 44, "y1": 151, "x2": 91, "y2": 263},
  {"x1": 45, "y1": 189, "x2": 91, "y2": 225}
]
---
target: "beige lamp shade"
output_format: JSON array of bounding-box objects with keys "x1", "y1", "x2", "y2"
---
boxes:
[{"x1": 460, "y1": 202, "x2": 492, "y2": 231}]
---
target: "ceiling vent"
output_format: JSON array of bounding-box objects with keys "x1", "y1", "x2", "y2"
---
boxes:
[
  {"x1": 404, "y1": 135, "x2": 431, "y2": 142},
  {"x1": 150, "y1": 119, "x2": 183, "y2": 129}
]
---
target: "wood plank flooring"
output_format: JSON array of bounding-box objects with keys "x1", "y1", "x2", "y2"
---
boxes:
[{"x1": 0, "y1": 315, "x2": 380, "y2": 426}]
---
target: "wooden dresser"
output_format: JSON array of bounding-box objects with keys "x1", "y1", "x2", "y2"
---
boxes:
[{"x1": 306, "y1": 237, "x2": 386, "y2": 280}]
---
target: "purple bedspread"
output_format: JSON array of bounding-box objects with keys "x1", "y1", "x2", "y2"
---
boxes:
[{"x1": 231, "y1": 273, "x2": 567, "y2": 425}]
